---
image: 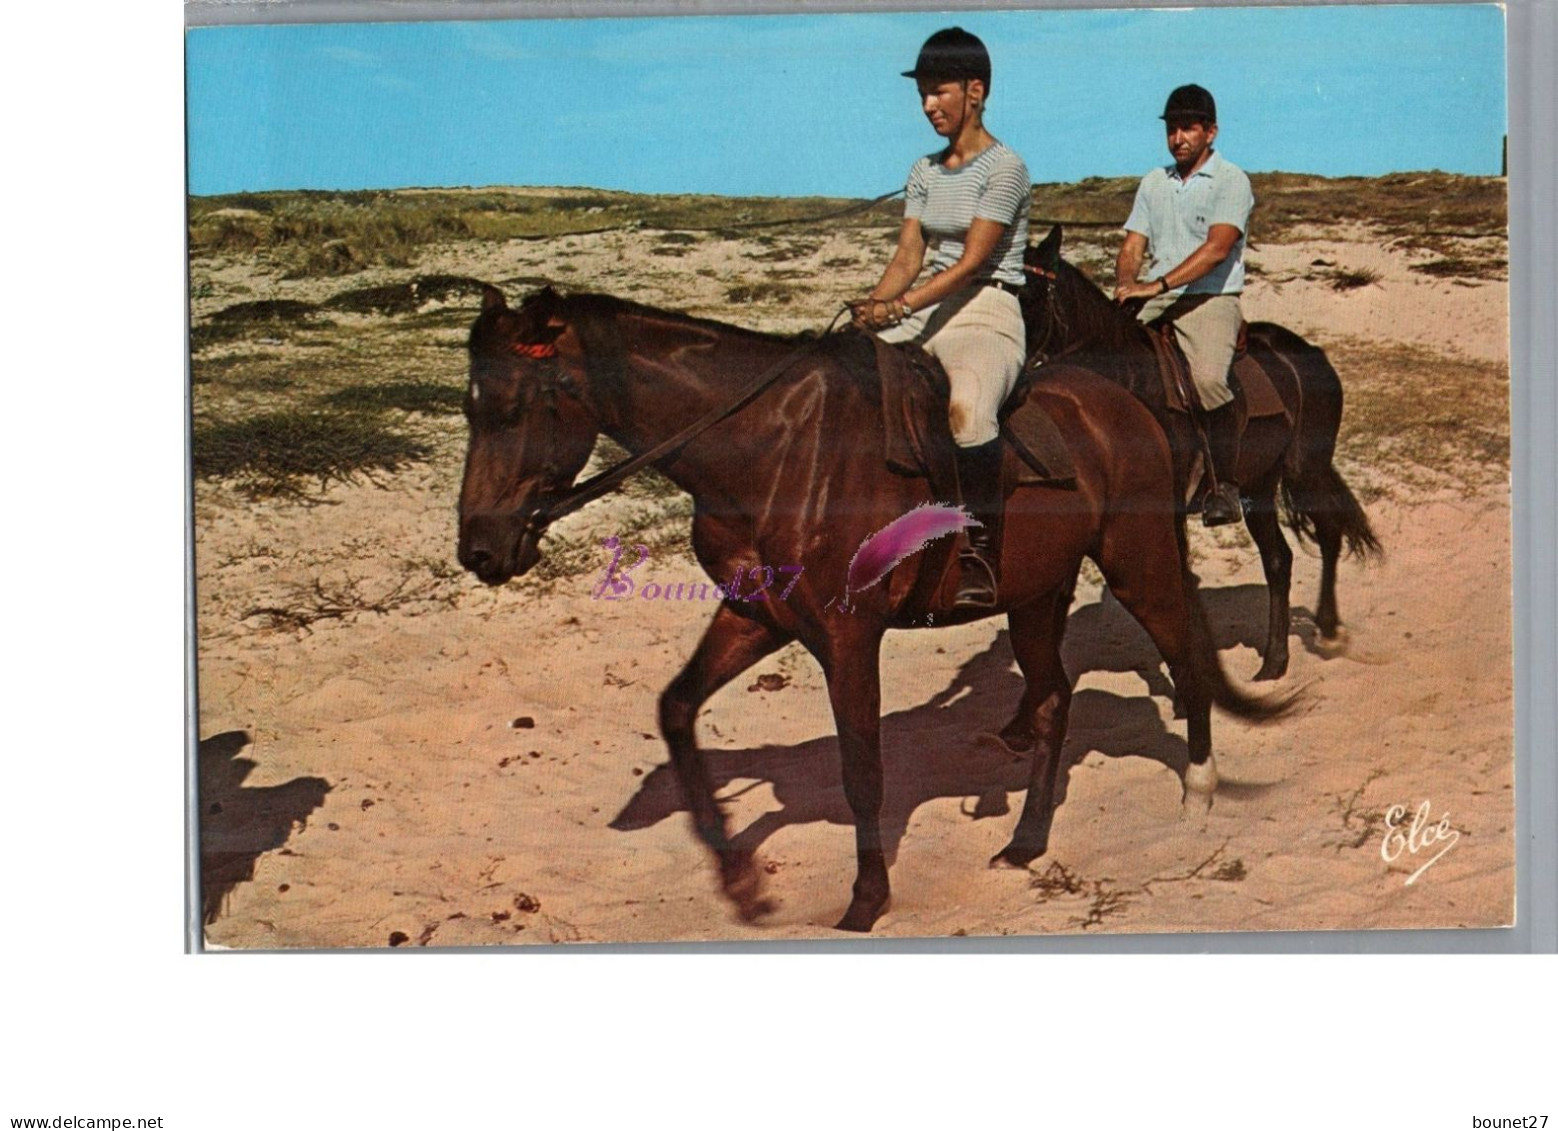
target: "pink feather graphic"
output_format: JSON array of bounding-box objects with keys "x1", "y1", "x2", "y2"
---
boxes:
[{"x1": 838, "y1": 503, "x2": 977, "y2": 612}]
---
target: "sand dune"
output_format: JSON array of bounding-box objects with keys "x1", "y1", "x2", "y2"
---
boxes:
[{"x1": 193, "y1": 204, "x2": 1512, "y2": 946}]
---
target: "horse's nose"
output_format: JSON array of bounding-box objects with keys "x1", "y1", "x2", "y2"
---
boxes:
[
  {"x1": 458, "y1": 544, "x2": 494, "y2": 576},
  {"x1": 459, "y1": 513, "x2": 521, "y2": 584},
  {"x1": 458, "y1": 516, "x2": 499, "y2": 573}
]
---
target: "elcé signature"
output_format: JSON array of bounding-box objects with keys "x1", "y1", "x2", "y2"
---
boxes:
[{"x1": 1380, "y1": 799, "x2": 1461, "y2": 885}]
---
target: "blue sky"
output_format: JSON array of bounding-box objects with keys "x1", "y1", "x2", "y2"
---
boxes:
[{"x1": 186, "y1": 5, "x2": 1506, "y2": 197}]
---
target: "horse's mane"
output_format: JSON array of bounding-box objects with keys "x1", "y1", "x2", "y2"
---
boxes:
[
  {"x1": 490, "y1": 289, "x2": 848, "y2": 419},
  {"x1": 1038, "y1": 259, "x2": 1166, "y2": 410},
  {"x1": 1052, "y1": 260, "x2": 1155, "y2": 356},
  {"x1": 561, "y1": 291, "x2": 816, "y2": 347}
]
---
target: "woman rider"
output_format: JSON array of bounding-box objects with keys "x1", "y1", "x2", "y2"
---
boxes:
[{"x1": 850, "y1": 27, "x2": 1030, "y2": 610}]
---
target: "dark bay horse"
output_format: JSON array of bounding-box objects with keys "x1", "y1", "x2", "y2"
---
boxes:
[
  {"x1": 457, "y1": 285, "x2": 1282, "y2": 932},
  {"x1": 1023, "y1": 226, "x2": 1381, "y2": 680}
]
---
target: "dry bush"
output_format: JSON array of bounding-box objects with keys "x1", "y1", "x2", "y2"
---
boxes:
[
  {"x1": 190, "y1": 191, "x2": 473, "y2": 277},
  {"x1": 321, "y1": 381, "x2": 465, "y2": 416},
  {"x1": 209, "y1": 298, "x2": 320, "y2": 324},
  {"x1": 1327, "y1": 339, "x2": 1509, "y2": 495},
  {"x1": 1325, "y1": 266, "x2": 1382, "y2": 291},
  {"x1": 1410, "y1": 255, "x2": 1508, "y2": 281},
  {"x1": 750, "y1": 239, "x2": 821, "y2": 262},
  {"x1": 192, "y1": 300, "x2": 333, "y2": 351},
  {"x1": 726, "y1": 280, "x2": 796, "y2": 304},
  {"x1": 242, "y1": 572, "x2": 458, "y2": 632},
  {"x1": 192, "y1": 410, "x2": 434, "y2": 498},
  {"x1": 1032, "y1": 172, "x2": 1505, "y2": 248}
]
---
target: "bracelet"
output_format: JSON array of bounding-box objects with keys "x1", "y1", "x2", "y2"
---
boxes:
[{"x1": 1157, "y1": 276, "x2": 1170, "y2": 295}]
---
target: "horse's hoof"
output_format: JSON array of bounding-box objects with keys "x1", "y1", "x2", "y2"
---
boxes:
[
  {"x1": 834, "y1": 895, "x2": 889, "y2": 933},
  {"x1": 1177, "y1": 794, "x2": 1215, "y2": 822},
  {"x1": 1315, "y1": 624, "x2": 1349, "y2": 655},
  {"x1": 1253, "y1": 659, "x2": 1288, "y2": 682},
  {"x1": 1183, "y1": 756, "x2": 1218, "y2": 805},
  {"x1": 735, "y1": 896, "x2": 778, "y2": 922},
  {"x1": 720, "y1": 855, "x2": 772, "y2": 921},
  {"x1": 989, "y1": 844, "x2": 1043, "y2": 870}
]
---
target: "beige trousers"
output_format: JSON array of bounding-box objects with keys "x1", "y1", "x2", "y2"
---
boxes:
[
  {"x1": 1137, "y1": 291, "x2": 1242, "y2": 411},
  {"x1": 877, "y1": 284, "x2": 1027, "y2": 446}
]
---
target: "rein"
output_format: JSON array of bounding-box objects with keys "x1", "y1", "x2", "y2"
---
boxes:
[
  {"x1": 520, "y1": 306, "x2": 852, "y2": 535},
  {"x1": 1021, "y1": 263, "x2": 1067, "y2": 369}
]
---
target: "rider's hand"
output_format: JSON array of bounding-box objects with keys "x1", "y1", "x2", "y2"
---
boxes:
[
  {"x1": 848, "y1": 297, "x2": 903, "y2": 331},
  {"x1": 1115, "y1": 279, "x2": 1164, "y2": 304}
]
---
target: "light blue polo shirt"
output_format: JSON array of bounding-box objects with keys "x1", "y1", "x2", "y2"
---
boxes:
[{"x1": 1123, "y1": 150, "x2": 1254, "y2": 295}]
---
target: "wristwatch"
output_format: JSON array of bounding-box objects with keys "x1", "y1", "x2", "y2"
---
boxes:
[{"x1": 1156, "y1": 276, "x2": 1171, "y2": 295}]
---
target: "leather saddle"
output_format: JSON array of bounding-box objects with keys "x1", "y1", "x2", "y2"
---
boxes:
[
  {"x1": 866, "y1": 335, "x2": 1077, "y2": 490},
  {"x1": 833, "y1": 331, "x2": 1077, "y2": 625},
  {"x1": 1146, "y1": 319, "x2": 1292, "y2": 423}
]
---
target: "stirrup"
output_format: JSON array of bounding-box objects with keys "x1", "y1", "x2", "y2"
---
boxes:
[
  {"x1": 953, "y1": 551, "x2": 999, "y2": 608},
  {"x1": 1202, "y1": 482, "x2": 1243, "y2": 527}
]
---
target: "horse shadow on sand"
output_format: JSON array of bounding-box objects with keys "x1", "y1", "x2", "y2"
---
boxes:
[
  {"x1": 199, "y1": 730, "x2": 331, "y2": 925},
  {"x1": 611, "y1": 582, "x2": 1297, "y2": 872},
  {"x1": 1198, "y1": 578, "x2": 1350, "y2": 675}
]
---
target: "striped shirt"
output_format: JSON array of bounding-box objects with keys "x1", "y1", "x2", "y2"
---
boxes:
[{"x1": 904, "y1": 141, "x2": 1030, "y2": 287}]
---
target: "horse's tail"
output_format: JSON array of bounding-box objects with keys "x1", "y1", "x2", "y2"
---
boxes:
[
  {"x1": 1195, "y1": 576, "x2": 1298, "y2": 721},
  {"x1": 1281, "y1": 464, "x2": 1383, "y2": 561},
  {"x1": 1252, "y1": 323, "x2": 1383, "y2": 562},
  {"x1": 1172, "y1": 519, "x2": 1298, "y2": 722}
]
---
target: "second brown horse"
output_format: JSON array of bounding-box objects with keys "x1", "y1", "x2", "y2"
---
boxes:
[
  {"x1": 457, "y1": 285, "x2": 1283, "y2": 932},
  {"x1": 1023, "y1": 226, "x2": 1381, "y2": 680}
]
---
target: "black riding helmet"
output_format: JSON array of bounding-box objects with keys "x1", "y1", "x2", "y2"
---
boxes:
[
  {"x1": 902, "y1": 27, "x2": 992, "y2": 93},
  {"x1": 1161, "y1": 83, "x2": 1217, "y2": 124}
]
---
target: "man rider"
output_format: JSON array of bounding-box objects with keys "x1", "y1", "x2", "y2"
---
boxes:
[{"x1": 1114, "y1": 84, "x2": 1254, "y2": 526}]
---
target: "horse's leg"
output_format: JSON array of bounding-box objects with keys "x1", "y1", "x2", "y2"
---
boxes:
[
  {"x1": 1243, "y1": 477, "x2": 1293, "y2": 681},
  {"x1": 1096, "y1": 514, "x2": 1218, "y2": 803},
  {"x1": 993, "y1": 702, "x2": 1036, "y2": 754},
  {"x1": 1312, "y1": 512, "x2": 1345, "y2": 641},
  {"x1": 991, "y1": 589, "x2": 1074, "y2": 869},
  {"x1": 813, "y1": 623, "x2": 890, "y2": 932},
  {"x1": 993, "y1": 610, "x2": 1041, "y2": 753},
  {"x1": 659, "y1": 604, "x2": 791, "y2": 920},
  {"x1": 1167, "y1": 429, "x2": 1198, "y2": 719},
  {"x1": 1170, "y1": 509, "x2": 1193, "y2": 720}
]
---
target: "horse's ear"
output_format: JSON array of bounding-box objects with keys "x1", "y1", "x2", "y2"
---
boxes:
[
  {"x1": 481, "y1": 285, "x2": 507, "y2": 313},
  {"x1": 535, "y1": 286, "x2": 568, "y2": 331},
  {"x1": 1036, "y1": 225, "x2": 1063, "y2": 273},
  {"x1": 515, "y1": 286, "x2": 568, "y2": 340}
]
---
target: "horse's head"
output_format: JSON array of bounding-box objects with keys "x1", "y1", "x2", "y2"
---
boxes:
[
  {"x1": 1023, "y1": 224, "x2": 1148, "y2": 360},
  {"x1": 1021, "y1": 225, "x2": 1067, "y2": 359},
  {"x1": 457, "y1": 285, "x2": 600, "y2": 586}
]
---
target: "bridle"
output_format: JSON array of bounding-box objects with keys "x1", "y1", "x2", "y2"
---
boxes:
[
  {"x1": 1021, "y1": 262, "x2": 1068, "y2": 371},
  {"x1": 509, "y1": 341, "x2": 558, "y2": 360},
  {"x1": 495, "y1": 336, "x2": 565, "y2": 481}
]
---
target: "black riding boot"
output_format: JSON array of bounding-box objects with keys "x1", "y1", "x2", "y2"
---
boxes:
[
  {"x1": 1202, "y1": 403, "x2": 1243, "y2": 527},
  {"x1": 954, "y1": 439, "x2": 1004, "y2": 609}
]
